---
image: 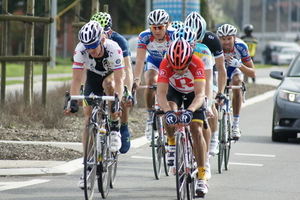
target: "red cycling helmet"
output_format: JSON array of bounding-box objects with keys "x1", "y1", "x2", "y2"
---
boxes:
[{"x1": 166, "y1": 38, "x2": 193, "y2": 70}]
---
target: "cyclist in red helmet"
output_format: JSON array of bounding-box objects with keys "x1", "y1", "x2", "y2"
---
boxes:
[{"x1": 157, "y1": 38, "x2": 209, "y2": 196}]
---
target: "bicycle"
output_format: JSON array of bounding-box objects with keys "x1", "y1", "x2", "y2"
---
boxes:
[
  {"x1": 217, "y1": 80, "x2": 246, "y2": 174},
  {"x1": 65, "y1": 91, "x2": 120, "y2": 200},
  {"x1": 132, "y1": 83, "x2": 169, "y2": 180}
]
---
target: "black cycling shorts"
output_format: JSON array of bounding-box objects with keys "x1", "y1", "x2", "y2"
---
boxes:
[{"x1": 166, "y1": 86, "x2": 206, "y2": 123}]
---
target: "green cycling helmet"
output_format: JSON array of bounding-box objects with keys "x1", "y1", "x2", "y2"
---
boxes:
[{"x1": 90, "y1": 12, "x2": 112, "y2": 30}]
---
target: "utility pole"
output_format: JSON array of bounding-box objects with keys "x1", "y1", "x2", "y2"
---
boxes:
[{"x1": 50, "y1": 0, "x2": 57, "y2": 69}]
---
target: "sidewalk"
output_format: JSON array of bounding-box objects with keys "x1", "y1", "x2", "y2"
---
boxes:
[
  {"x1": 0, "y1": 67, "x2": 287, "y2": 176},
  {"x1": 0, "y1": 137, "x2": 149, "y2": 176}
]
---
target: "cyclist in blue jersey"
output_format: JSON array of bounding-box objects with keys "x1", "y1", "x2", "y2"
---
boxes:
[
  {"x1": 133, "y1": 9, "x2": 175, "y2": 141},
  {"x1": 90, "y1": 12, "x2": 133, "y2": 154},
  {"x1": 216, "y1": 24, "x2": 256, "y2": 140},
  {"x1": 184, "y1": 12, "x2": 227, "y2": 180}
]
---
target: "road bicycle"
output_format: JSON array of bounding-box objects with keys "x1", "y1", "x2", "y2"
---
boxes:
[
  {"x1": 217, "y1": 81, "x2": 246, "y2": 174},
  {"x1": 132, "y1": 83, "x2": 169, "y2": 180},
  {"x1": 170, "y1": 108, "x2": 208, "y2": 200},
  {"x1": 65, "y1": 92, "x2": 120, "y2": 200}
]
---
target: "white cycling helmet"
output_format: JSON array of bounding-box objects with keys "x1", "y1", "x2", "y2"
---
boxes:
[
  {"x1": 147, "y1": 9, "x2": 169, "y2": 25},
  {"x1": 170, "y1": 21, "x2": 184, "y2": 29},
  {"x1": 216, "y1": 24, "x2": 237, "y2": 37},
  {"x1": 171, "y1": 26, "x2": 196, "y2": 45},
  {"x1": 184, "y1": 12, "x2": 206, "y2": 41},
  {"x1": 78, "y1": 20, "x2": 104, "y2": 45}
]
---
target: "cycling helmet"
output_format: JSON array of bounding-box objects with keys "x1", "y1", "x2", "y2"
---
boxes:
[
  {"x1": 147, "y1": 9, "x2": 169, "y2": 25},
  {"x1": 184, "y1": 12, "x2": 206, "y2": 41},
  {"x1": 166, "y1": 38, "x2": 193, "y2": 70},
  {"x1": 243, "y1": 24, "x2": 253, "y2": 34},
  {"x1": 216, "y1": 24, "x2": 237, "y2": 37},
  {"x1": 170, "y1": 21, "x2": 184, "y2": 29},
  {"x1": 90, "y1": 12, "x2": 112, "y2": 31},
  {"x1": 78, "y1": 20, "x2": 104, "y2": 45},
  {"x1": 171, "y1": 26, "x2": 196, "y2": 44}
]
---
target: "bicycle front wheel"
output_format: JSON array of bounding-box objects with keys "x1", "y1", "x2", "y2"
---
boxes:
[
  {"x1": 152, "y1": 114, "x2": 163, "y2": 180},
  {"x1": 175, "y1": 132, "x2": 188, "y2": 200},
  {"x1": 218, "y1": 109, "x2": 226, "y2": 174},
  {"x1": 224, "y1": 115, "x2": 232, "y2": 170},
  {"x1": 97, "y1": 138, "x2": 111, "y2": 198},
  {"x1": 83, "y1": 124, "x2": 97, "y2": 200}
]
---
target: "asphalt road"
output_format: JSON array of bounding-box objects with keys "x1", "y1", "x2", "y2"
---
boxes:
[{"x1": 1, "y1": 96, "x2": 300, "y2": 200}]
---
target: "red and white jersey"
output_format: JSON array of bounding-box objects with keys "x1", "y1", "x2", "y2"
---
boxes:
[{"x1": 157, "y1": 55, "x2": 206, "y2": 94}]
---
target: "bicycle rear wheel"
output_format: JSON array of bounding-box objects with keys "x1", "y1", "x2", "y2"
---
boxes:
[
  {"x1": 218, "y1": 109, "x2": 226, "y2": 174},
  {"x1": 97, "y1": 137, "x2": 111, "y2": 198},
  {"x1": 110, "y1": 152, "x2": 118, "y2": 188},
  {"x1": 83, "y1": 124, "x2": 97, "y2": 200},
  {"x1": 175, "y1": 132, "x2": 188, "y2": 200}
]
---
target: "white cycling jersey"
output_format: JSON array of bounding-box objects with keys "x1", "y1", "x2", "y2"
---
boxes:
[{"x1": 73, "y1": 39, "x2": 124, "y2": 76}]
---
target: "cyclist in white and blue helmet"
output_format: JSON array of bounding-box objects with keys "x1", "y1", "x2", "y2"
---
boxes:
[
  {"x1": 170, "y1": 21, "x2": 184, "y2": 29},
  {"x1": 66, "y1": 20, "x2": 125, "y2": 189},
  {"x1": 171, "y1": 26, "x2": 196, "y2": 46},
  {"x1": 90, "y1": 12, "x2": 133, "y2": 154}
]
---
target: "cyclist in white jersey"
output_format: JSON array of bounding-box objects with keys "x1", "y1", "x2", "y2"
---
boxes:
[
  {"x1": 90, "y1": 12, "x2": 133, "y2": 154},
  {"x1": 63, "y1": 21, "x2": 124, "y2": 189},
  {"x1": 216, "y1": 24, "x2": 256, "y2": 140},
  {"x1": 133, "y1": 9, "x2": 175, "y2": 140}
]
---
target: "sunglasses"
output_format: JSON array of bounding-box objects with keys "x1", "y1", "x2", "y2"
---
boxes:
[
  {"x1": 84, "y1": 41, "x2": 100, "y2": 50},
  {"x1": 150, "y1": 25, "x2": 166, "y2": 31}
]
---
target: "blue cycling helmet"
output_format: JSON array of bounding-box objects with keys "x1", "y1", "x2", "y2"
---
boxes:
[{"x1": 171, "y1": 26, "x2": 196, "y2": 44}]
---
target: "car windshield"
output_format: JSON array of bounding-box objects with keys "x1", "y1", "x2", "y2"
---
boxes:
[{"x1": 288, "y1": 54, "x2": 300, "y2": 77}]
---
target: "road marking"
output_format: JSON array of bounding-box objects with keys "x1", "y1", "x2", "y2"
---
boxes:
[
  {"x1": 235, "y1": 153, "x2": 276, "y2": 157},
  {"x1": 0, "y1": 179, "x2": 50, "y2": 191},
  {"x1": 131, "y1": 156, "x2": 152, "y2": 160},
  {"x1": 229, "y1": 162, "x2": 263, "y2": 167}
]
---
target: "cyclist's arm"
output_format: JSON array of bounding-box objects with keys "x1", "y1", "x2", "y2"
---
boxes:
[
  {"x1": 215, "y1": 56, "x2": 226, "y2": 94},
  {"x1": 114, "y1": 68, "x2": 124, "y2": 102},
  {"x1": 240, "y1": 59, "x2": 256, "y2": 78},
  {"x1": 187, "y1": 80, "x2": 206, "y2": 112},
  {"x1": 156, "y1": 82, "x2": 172, "y2": 112},
  {"x1": 70, "y1": 69, "x2": 84, "y2": 96},
  {"x1": 123, "y1": 56, "x2": 133, "y2": 92},
  {"x1": 134, "y1": 48, "x2": 147, "y2": 85},
  {"x1": 204, "y1": 69, "x2": 212, "y2": 107}
]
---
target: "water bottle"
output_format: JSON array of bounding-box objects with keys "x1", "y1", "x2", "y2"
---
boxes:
[{"x1": 97, "y1": 126, "x2": 106, "y2": 162}]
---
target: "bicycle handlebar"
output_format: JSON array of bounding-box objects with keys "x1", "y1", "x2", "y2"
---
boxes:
[{"x1": 70, "y1": 94, "x2": 115, "y2": 101}]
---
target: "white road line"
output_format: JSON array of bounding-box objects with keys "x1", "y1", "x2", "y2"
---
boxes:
[
  {"x1": 0, "y1": 179, "x2": 50, "y2": 191},
  {"x1": 235, "y1": 153, "x2": 276, "y2": 157},
  {"x1": 131, "y1": 156, "x2": 152, "y2": 160},
  {"x1": 229, "y1": 162, "x2": 263, "y2": 167}
]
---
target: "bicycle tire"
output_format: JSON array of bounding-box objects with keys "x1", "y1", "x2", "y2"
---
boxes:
[
  {"x1": 218, "y1": 109, "x2": 226, "y2": 174},
  {"x1": 97, "y1": 136, "x2": 111, "y2": 198},
  {"x1": 110, "y1": 152, "x2": 118, "y2": 188},
  {"x1": 83, "y1": 124, "x2": 97, "y2": 200},
  {"x1": 224, "y1": 115, "x2": 232, "y2": 170},
  {"x1": 175, "y1": 132, "x2": 188, "y2": 200},
  {"x1": 152, "y1": 113, "x2": 163, "y2": 180}
]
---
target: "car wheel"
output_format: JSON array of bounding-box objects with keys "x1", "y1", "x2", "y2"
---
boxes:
[{"x1": 271, "y1": 111, "x2": 289, "y2": 142}]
